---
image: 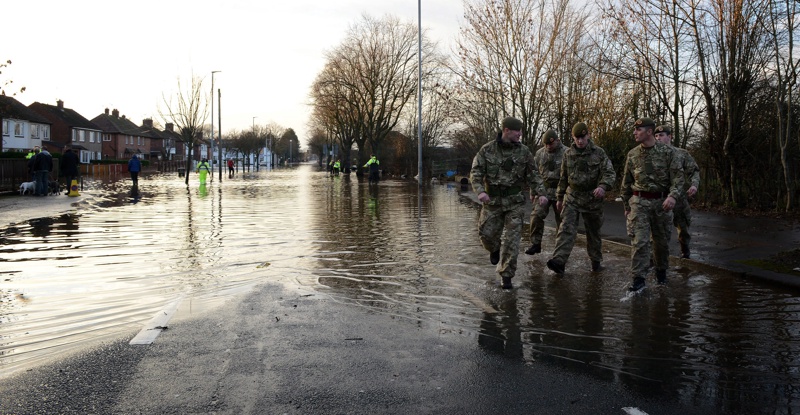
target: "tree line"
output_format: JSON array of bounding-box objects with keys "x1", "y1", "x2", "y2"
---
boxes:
[{"x1": 306, "y1": 0, "x2": 800, "y2": 212}]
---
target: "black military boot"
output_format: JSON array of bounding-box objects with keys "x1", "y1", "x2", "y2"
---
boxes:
[
  {"x1": 525, "y1": 243, "x2": 541, "y2": 255},
  {"x1": 591, "y1": 261, "x2": 604, "y2": 272},
  {"x1": 501, "y1": 276, "x2": 513, "y2": 289},
  {"x1": 656, "y1": 269, "x2": 668, "y2": 285},
  {"x1": 546, "y1": 258, "x2": 565, "y2": 275},
  {"x1": 490, "y1": 250, "x2": 500, "y2": 265},
  {"x1": 680, "y1": 244, "x2": 690, "y2": 259},
  {"x1": 628, "y1": 277, "x2": 646, "y2": 292}
]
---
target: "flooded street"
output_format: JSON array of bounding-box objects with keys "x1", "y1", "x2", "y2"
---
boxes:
[{"x1": 1, "y1": 164, "x2": 799, "y2": 414}]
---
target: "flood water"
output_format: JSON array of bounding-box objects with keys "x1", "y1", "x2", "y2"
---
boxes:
[{"x1": 1, "y1": 164, "x2": 799, "y2": 414}]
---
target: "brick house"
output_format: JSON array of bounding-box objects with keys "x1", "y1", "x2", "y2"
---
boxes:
[
  {"x1": 92, "y1": 108, "x2": 155, "y2": 160},
  {"x1": 29, "y1": 100, "x2": 103, "y2": 163}
]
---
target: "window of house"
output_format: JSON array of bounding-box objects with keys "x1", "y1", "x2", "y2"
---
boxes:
[
  {"x1": 14, "y1": 122, "x2": 23, "y2": 137},
  {"x1": 89, "y1": 131, "x2": 94, "y2": 143},
  {"x1": 103, "y1": 133, "x2": 111, "y2": 142},
  {"x1": 79, "y1": 130, "x2": 85, "y2": 142},
  {"x1": 2, "y1": 120, "x2": 9, "y2": 136},
  {"x1": 31, "y1": 124, "x2": 39, "y2": 138},
  {"x1": 41, "y1": 125, "x2": 49, "y2": 139},
  {"x1": 138, "y1": 137, "x2": 142, "y2": 145}
]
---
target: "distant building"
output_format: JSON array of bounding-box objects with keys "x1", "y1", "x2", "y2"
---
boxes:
[{"x1": 0, "y1": 95, "x2": 52, "y2": 153}]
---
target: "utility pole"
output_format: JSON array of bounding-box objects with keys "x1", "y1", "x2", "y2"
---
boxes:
[{"x1": 211, "y1": 70, "x2": 220, "y2": 180}]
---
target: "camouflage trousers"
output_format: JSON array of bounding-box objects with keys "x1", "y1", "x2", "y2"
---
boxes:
[
  {"x1": 551, "y1": 203, "x2": 604, "y2": 264},
  {"x1": 627, "y1": 197, "x2": 673, "y2": 278},
  {"x1": 529, "y1": 197, "x2": 561, "y2": 245},
  {"x1": 478, "y1": 200, "x2": 525, "y2": 279},
  {"x1": 673, "y1": 198, "x2": 692, "y2": 250}
]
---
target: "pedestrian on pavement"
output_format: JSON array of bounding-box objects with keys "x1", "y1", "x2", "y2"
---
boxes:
[
  {"x1": 196, "y1": 158, "x2": 211, "y2": 185},
  {"x1": 227, "y1": 159, "x2": 235, "y2": 176},
  {"x1": 60, "y1": 145, "x2": 80, "y2": 195},
  {"x1": 621, "y1": 117, "x2": 685, "y2": 291},
  {"x1": 27, "y1": 146, "x2": 40, "y2": 181},
  {"x1": 655, "y1": 125, "x2": 700, "y2": 259},
  {"x1": 470, "y1": 116, "x2": 548, "y2": 289},
  {"x1": 526, "y1": 129, "x2": 565, "y2": 255},
  {"x1": 545, "y1": 122, "x2": 616, "y2": 275},
  {"x1": 364, "y1": 154, "x2": 380, "y2": 184},
  {"x1": 128, "y1": 154, "x2": 141, "y2": 186},
  {"x1": 31, "y1": 147, "x2": 53, "y2": 196}
]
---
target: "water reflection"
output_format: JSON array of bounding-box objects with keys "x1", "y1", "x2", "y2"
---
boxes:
[{"x1": 0, "y1": 165, "x2": 798, "y2": 413}]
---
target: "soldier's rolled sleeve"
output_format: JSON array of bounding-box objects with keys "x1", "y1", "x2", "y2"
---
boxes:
[
  {"x1": 470, "y1": 149, "x2": 487, "y2": 195},
  {"x1": 556, "y1": 158, "x2": 568, "y2": 201}
]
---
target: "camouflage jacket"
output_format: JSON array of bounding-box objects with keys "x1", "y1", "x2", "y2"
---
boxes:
[
  {"x1": 556, "y1": 140, "x2": 616, "y2": 209},
  {"x1": 470, "y1": 136, "x2": 546, "y2": 204},
  {"x1": 621, "y1": 141, "x2": 685, "y2": 211},
  {"x1": 534, "y1": 142, "x2": 565, "y2": 197},
  {"x1": 674, "y1": 147, "x2": 700, "y2": 195}
]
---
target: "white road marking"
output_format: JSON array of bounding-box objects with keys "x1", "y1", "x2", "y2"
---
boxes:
[{"x1": 129, "y1": 296, "x2": 184, "y2": 345}]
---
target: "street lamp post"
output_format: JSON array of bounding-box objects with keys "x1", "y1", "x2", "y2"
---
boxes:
[
  {"x1": 289, "y1": 139, "x2": 292, "y2": 166},
  {"x1": 252, "y1": 116, "x2": 257, "y2": 169},
  {"x1": 211, "y1": 70, "x2": 220, "y2": 180}
]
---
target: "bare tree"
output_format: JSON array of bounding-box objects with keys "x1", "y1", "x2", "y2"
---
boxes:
[
  {"x1": 161, "y1": 75, "x2": 209, "y2": 185},
  {"x1": 452, "y1": 0, "x2": 578, "y2": 147},
  {"x1": 765, "y1": 0, "x2": 800, "y2": 210}
]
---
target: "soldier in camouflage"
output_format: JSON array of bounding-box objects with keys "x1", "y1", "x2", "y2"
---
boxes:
[
  {"x1": 525, "y1": 129, "x2": 565, "y2": 256},
  {"x1": 471, "y1": 116, "x2": 548, "y2": 289},
  {"x1": 621, "y1": 118, "x2": 685, "y2": 291},
  {"x1": 655, "y1": 125, "x2": 700, "y2": 259},
  {"x1": 545, "y1": 122, "x2": 616, "y2": 275}
]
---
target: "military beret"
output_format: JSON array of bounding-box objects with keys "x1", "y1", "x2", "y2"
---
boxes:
[
  {"x1": 655, "y1": 125, "x2": 672, "y2": 134},
  {"x1": 541, "y1": 129, "x2": 558, "y2": 145},
  {"x1": 571, "y1": 122, "x2": 588, "y2": 138},
  {"x1": 634, "y1": 117, "x2": 656, "y2": 128},
  {"x1": 501, "y1": 116, "x2": 524, "y2": 131}
]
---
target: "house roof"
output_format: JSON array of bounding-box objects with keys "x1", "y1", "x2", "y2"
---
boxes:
[
  {"x1": 28, "y1": 101, "x2": 100, "y2": 131},
  {"x1": 0, "y1": 96, "x2": 52, "y2": 124},
  {"x1": 91, "y1": 112, "x2": 155, "y2": 137}
]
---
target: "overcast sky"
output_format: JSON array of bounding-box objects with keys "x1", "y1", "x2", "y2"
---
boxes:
[{"x1": 4, "y1": 0, "x2": 464, "y2": 147}]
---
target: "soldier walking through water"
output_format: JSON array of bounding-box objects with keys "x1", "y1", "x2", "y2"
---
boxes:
[
  {"x1": 621, "y1": 118, "x2": 684, "y2": 291},
  {"x1": 544, "y1": 122, "x2": 616, "y2": 275},
  {"x1": 655, "y1": 125, "x2": 700, "y2": 259},
  {"x1": 470, "y1": 117, "x2": 548, "y2": 289},
  {"x1": 526, "y1": 129, "x2": 565, "y2": 255}
]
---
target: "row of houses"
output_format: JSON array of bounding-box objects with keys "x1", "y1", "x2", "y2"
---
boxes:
[{"x1": 0, "y1": 96, "x2": 212, "y2": 164}]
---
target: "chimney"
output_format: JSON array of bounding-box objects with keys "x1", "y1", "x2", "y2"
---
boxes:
[
  {"x1": 104, "y1": 108, "x2": 109, "y2": 115},
  {"x1": 112, "y1": 109, "x2": 119, "y2": 117},
  {"x1": 57, "y1": 99, "x2": 64, "y2": 109},
  {"x1": 165, "y1": 123, "x2": 174, "y2": 132},
  {"x1": 143, "y1": 118, "x2": 153, "y2": 128}
]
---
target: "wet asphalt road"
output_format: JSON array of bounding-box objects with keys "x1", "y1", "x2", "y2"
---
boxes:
[{"x1": 0, "y1": 282, "x2": 698, "y2": 415}]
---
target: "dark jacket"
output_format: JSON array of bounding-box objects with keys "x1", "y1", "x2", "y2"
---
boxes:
[
  {"x1": 128, "y1": 156, "x2": 142, "y2": 173},
  {"x1": 61, "y1": 149, "x2": 80, "y2": 177},
  {"x1": 31, "y1": 151, "x2": 53, "y2": 172}
]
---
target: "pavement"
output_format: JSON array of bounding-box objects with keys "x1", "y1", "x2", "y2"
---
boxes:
[{"x1": 0, "y1": 188, "x2": 799, "y2": 414}]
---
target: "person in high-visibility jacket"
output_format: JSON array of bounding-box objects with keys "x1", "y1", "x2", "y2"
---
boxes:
[
  {"x1": 196, "y1": 158, "x2": 211, "y2": 184},
  {"x1": 363, "y1": 154, "x2": 380, "y2": 183},
  {"x1": 333, "y1": 159, "x2": 341, "y2": 176}
]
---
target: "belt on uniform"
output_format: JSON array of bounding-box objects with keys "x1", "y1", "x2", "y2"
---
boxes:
[
  {"x1": 487, "y1": 185, "x2": 522, "y2": 197},
  {"x1": 633, "y1": 190, "x2": 667, "y2": 199}
]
